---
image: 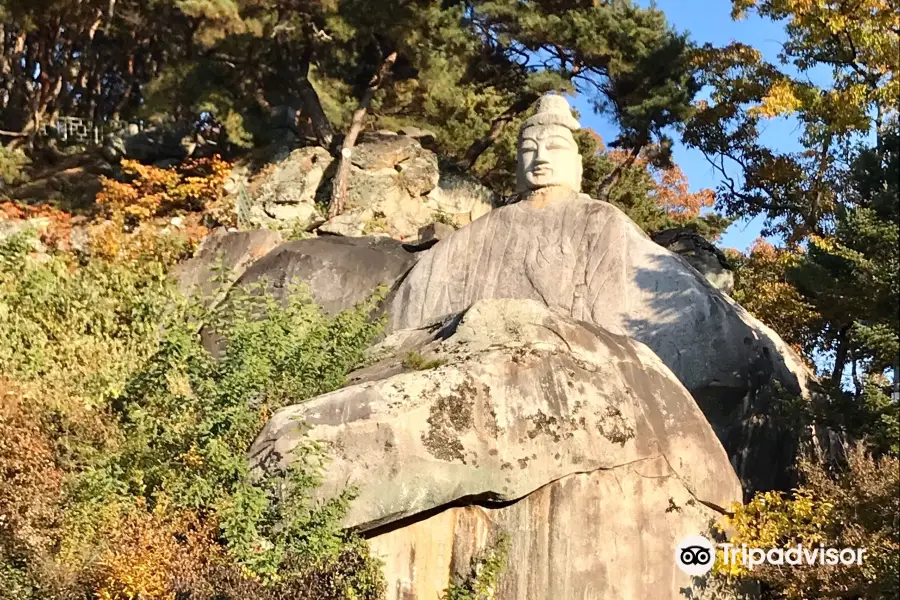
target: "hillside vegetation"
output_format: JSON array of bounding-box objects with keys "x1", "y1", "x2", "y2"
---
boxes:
[{"x1": 1, "y1": 1, "x2": 898, "y2": 599}]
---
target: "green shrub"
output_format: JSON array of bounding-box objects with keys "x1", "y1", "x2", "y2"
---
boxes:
[
  {"x1": 0, "y1": 146, "x2": 31, "y2": 190},
  {"x1": 0, "y1": 232, "x2": 386, "y2": 599},
  {"x1": 0, "y1": 229, "x2": 178, "y2": 407},
  {"x1": 442, "y1": 534, "x2": 509, "y2": 600}
]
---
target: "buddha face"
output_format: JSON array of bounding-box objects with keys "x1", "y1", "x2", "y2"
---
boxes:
[{"x1": 517, "y1": 125, "x2": 582, "y2": 193}]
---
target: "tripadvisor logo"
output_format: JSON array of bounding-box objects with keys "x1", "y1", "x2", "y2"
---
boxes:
[
  {"x1": 675, "y1": 536, "x2": 716, "y2": 576},
  {"x1": 675, "y1": 536, "x2": 867, "y2": 575}
]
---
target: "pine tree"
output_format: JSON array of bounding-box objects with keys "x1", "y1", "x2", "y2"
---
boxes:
[
  {"x1": 686, "y1": 0, "x2": 899, "y2": 422},
  {"x1": 790, "y1": 124, "x2": 899, "y2": 449}
]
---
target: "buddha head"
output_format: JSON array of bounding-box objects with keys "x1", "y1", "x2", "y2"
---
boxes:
[{"x1": 516, "y1": 94, "x2": 583, "y2": 194}]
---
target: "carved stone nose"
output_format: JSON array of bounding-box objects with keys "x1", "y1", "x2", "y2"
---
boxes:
[{"x1": 533, "y1": 149, "x2": 551, "y2": 163}]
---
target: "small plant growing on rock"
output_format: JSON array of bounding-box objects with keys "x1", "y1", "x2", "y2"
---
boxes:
[
  {"x1": 362, "y1": 212, "x2": 389, "y2": 235},
  {"x1": 442, "y1": 534, "x2": 510, "y2": 600},
  {"x1": 432, "y1": 208, "x2": 459, "y2": 229},
  {"x1": 402, "y1": 350, "x2": 446, "y2": 370}
]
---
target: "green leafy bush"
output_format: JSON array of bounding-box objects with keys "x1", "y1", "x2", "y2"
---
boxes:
[
  {"x1": 442, "y1": 534, "x2": 510, "y2": 600},
  {"x1": 0, "y1": 230, "x2": 178, "y2": 405},
  {"x1": 0, "y1": 146, "x2": 31, "y2": 190},
  {"x1": 0, "y1": 232, "x2": 386, "y2": 599}
]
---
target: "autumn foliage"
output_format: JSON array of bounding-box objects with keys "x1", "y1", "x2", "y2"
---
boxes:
[
  {"x1": 653, "y1": 164, "x2": 715, "y2": 222},
  {"x1": 87, "y1": 156, "x2": 234, "y2": 263},
  {"x1": 714, "y1": 445, "x2": 899, "y2": 599},
  {"x1": 0, "y1": 202, "x2": 72, "y2": 250},
  {"x1": 0, "y1": 382, "x2": 64, "y2": 559},
  {"x1": 581, "y1": 142, "x2": 724, "y2": 243},
  {"x1": 728, "y1": 238, "x2": 821, "y2": 358},
  {"x1": 96, "y1": 156, "x2": 231, "y2": 224},
  {"x1": 0, "y1": 224, "x2": 386, "y2": 599},
  {"x1": 605, "y1": 148, "x2": 715, "y2": 221}
]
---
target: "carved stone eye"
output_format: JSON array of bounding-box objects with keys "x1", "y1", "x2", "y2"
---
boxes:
[{"x1": 546, "y1": 136, "x2": 572, "y2": 151}]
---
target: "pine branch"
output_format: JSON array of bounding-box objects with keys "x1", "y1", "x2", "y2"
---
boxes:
[
  {"x1": 597, "y1": 143, "x2": 642, "y2": 200},
  {"x1": 458, "y1": 92, "x2": 539, "y2": 172}
]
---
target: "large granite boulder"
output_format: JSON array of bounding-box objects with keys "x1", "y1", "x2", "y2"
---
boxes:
[
  {"x1": 424, "y1": 170, "x2": 496, "y2": 226},
  {"x1": 388, "y1": 193, "x2": 819, "y2": 493},
  {"x1": 242, "y1": 146, "x2": 333, "y2": 232},
  {"x1": 223, "y1": 235, "x2": 418, "y2": 316},
  {"x1": 172, "y1": 228, "x2": 283, "y2": 308},
  {"x1": 249, "y1": 299, "x2": 742, "y2": 599},
  {"x1": 369, "y1": 459, "x2": 724, "y2": 600},
  {"x1": 201, "y1": 235, "x2": 419, "y2": 357}
]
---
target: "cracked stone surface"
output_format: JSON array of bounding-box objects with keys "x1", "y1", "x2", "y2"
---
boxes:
[
  {"x1": 230, "y1": 133, "x2": 493, "y2": 240},
  {"x1": 369, "y1": 456, "x2": 726, "y2": 600},
  {"x1": 388, "y1": 193, "x2": 821, "y2": 493},
  {"x1": 249, "y1": 299, "x2": 741, "y2": 536}
]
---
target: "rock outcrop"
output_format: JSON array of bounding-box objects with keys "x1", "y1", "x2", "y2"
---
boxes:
[
  {"x1": 229, "y1": 93, "x2": 827, "y2": 596},
  {"x1": 653, "y1": 227, "x2": 735, "y2": 295},
  {"x1": 239, "y1": 146, "x2": 332, "y2": 232},
  {"x1": 173, "y1": 227, "x2": 283, "y2": 307},
  {"x1": 250, "y1": 299, "x2": 742, "y2": 599},
  {"x1": 228, "y1": 133, "x2": 496, "y2": 240},
  {"x1": 198, "y1": 235, "x2": 419, "y2": 358},
  {"x1": 102, "y1": 124, "x2": 219, "y2": 164},
  {"x1": 388, "y1": 193, "x2": 817, "y2": 493},
  {"x1": 226, "y1": 235, "x2": 418, "y2": 316},
  {"x1": 369, "y1": 460, "x2": 723, "y2": 600}
]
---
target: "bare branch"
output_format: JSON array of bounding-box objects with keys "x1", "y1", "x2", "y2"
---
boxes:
[{"x1": 329, "y1": 50, "x2": 398, "y2": 218}]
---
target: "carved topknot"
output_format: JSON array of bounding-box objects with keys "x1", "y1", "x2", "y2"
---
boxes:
[{"x1": 520, "y1": 94, "x2": 580, "y2": 133}]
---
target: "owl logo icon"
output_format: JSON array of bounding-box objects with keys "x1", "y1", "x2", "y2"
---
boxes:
[{"x1": 675, "y1": 536, "x2": 716, "y2": 576}]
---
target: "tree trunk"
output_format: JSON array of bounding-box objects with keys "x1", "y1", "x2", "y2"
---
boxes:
[
  {"x1": 328, "y1": 51, "x2": 398, "y2": 219},
  {"x1": 597, "y1": 143, "x2": 643, "y2": 199},
  {"x1": 111, "y1": 55, "x2": 136, "y2": 120},
  {"x1": 298, "y1": 78, "x2": 334, "y2": 148},
  {"x1": 459, "y1": 92, "x2": 540, "y2": 171},
  {"x1": 295, "y1": 46, "x2": 334, "y2": 149},
  {"x1": 831, "y1": 325, "x2": 850, "y2": 388}
]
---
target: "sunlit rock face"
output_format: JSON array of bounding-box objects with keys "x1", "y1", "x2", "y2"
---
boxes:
[
  {"x1": 250, "y1": 299, "x2": 743, "y2": 600},
  {"x1": 242, "y1": 93, "x2": 819, "y2": 600},
  {"x1": 388, "y1": 94, "x2": 819, "y2": 494}
]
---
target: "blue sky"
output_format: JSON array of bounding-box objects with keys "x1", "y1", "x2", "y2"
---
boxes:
[{"x1": 570, "y1": 0, "x2": 809, "y2": 252}]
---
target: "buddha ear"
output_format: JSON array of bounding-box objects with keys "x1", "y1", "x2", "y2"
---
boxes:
[
  {"x1": 516, "y1": 154, "x2": 528, "y2": 193},
  {"x1": 574, "y1": 157, "x2": 584, "y2": 191}
]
